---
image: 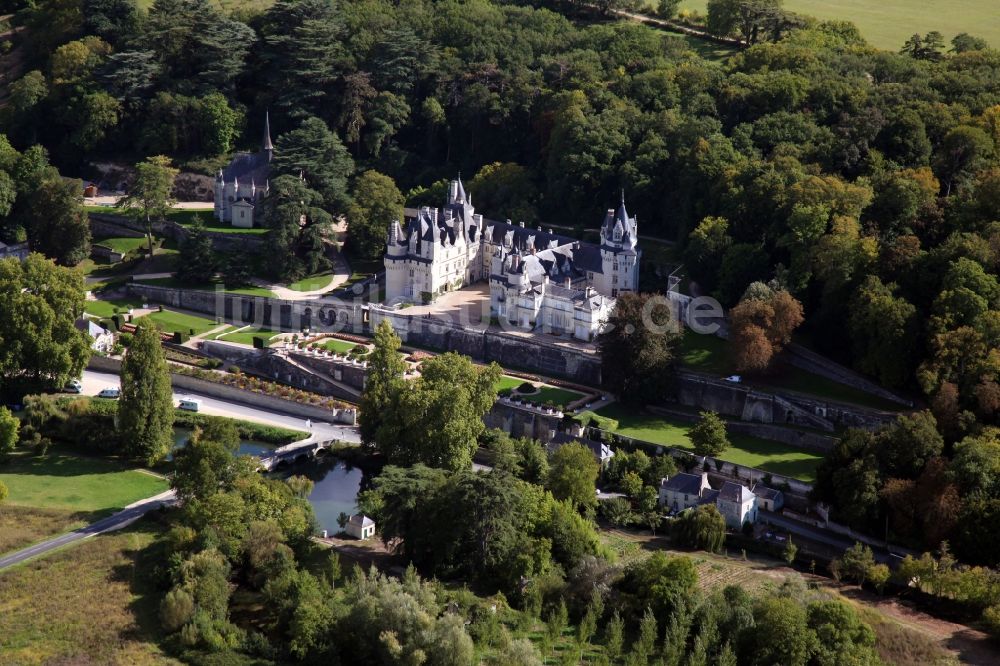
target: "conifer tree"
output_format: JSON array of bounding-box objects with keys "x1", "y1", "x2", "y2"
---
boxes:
[{"x1": 119, "y1": 324, "x2": 174, "y2": 465}]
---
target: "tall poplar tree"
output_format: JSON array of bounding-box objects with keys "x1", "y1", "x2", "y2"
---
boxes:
[
  {"x1": 119, "y1": 324, "x2": 174, "y2": 465},
  {"x1": 359, "y1": 319, "x2": 406, "y2": 448}
]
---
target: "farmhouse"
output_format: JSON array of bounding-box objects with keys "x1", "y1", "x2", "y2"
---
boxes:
[
  {"x1": 659, "y1": 473, "x2": 762, "y2": 528},
  {"x1": 384, "y1": 177, "x2": 640, "y2": 341}
]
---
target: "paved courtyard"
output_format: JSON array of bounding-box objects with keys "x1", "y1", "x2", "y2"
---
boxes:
[{"x1": 389, "y1": 283, "x2": 599, "y2": 355}]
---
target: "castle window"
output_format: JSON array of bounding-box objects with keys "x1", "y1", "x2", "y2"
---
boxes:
[{"x1": 614, "y1": 227, "x2": 622, "y2": 241}]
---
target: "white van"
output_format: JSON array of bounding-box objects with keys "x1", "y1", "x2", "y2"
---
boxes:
[
  {"x1": 98, "y1": 387, "x2": 121, "y2": 399},
  {"x1": 178, "y1": 397, "x2": 202, "y2": 412}
]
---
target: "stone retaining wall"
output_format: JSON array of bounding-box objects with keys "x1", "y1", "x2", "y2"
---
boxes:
[
  {"x1": 371, "y1": 308, "x2": 602, "y2": 385},
  {"x1": 647, "y1": 405, "x2": 838, "y2": 453},
  {"x1": 676, "y1": 371, "x2": 897, "y2": 431},
  {"x1": 87, "y1": 355, "x2": 354, "y2": 422},
  {"x1": 785, "y1": 343, "x2": 913, "y2": 407}
]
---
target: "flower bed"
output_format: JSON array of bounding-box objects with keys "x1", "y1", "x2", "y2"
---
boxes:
[{"x1": 168, "y1": 363, "x2": 352, "y2": 411}]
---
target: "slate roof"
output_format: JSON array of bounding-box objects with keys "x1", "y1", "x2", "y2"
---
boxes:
[
  {"x1": 660, "y1": 473, "x2": 708, "y2": 496},
  {"x1": 349, "y1": 514, "x2": 375, "y2": 528},
  {"x1": 718, "y1": 481, "x2": 755, "y2": 504},
  {"x1": 753, "y1": 485, "x2": 783, "y2": 501},
  {"x1": 222, "y1": 151, "x2": 271, "y2": 184}
]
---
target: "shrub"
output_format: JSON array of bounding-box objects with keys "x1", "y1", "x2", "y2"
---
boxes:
[
  {"x1": 228, "y1": 365, "x2": 241, "y2": 374},
  {"x1": 518, "y1": 381, "x2": 537, "y2": 393},
  {"x1": 173, "y1": 331, "x2": 189, "y2": 343},
  {"x1": 200, "y1": 358, "x2": 222, "y2": 369},
  {"x1": 99, "y1": 318, "x2": 117, "y2": 332},
  {"x1": 252, "y1": 336, "x2": 266, "y2": 349}
]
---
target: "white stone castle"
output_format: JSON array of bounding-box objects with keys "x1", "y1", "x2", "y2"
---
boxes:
[
  {"x1": 384, "y1": 177, "x2": 640, "y2": 341},
  {"x1": 214, "y1": 113, "x2": 273, "y2": 228}
]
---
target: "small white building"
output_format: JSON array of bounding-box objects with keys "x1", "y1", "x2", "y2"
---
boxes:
[
  {"x1": 716, "y1": 481, "x2": 758, "y2": 529},
  {"x1": 75, "y1": 318, "x2": 116, "y2": 353},
  {"x1": 346, "y1": 514, "x2": 375, "y2": 540},
  {"x1": 659, "y1": 473, "x2": 760, "y2": 528}
]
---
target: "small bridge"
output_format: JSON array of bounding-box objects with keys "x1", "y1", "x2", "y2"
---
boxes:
[{"x1": 258, "y1": 437, "x2": 340, "y2": 471}]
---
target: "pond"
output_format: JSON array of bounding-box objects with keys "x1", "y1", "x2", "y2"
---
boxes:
[
  {"x1": 279, "y1": 456, "x2": 365, "y2": 534},
  {"x1": 171, "y1": 427, "x2": 277, "y2": 459}
]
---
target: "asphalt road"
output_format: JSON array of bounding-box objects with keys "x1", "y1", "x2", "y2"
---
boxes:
[
  {"x1": 81, "y1": 370, "x2": 361, "y2": 444},
  {"x1": 0, "y1": 372, "x2": 361, "y2": 572},
  {"x1": 0, "y1": 490, "x2": 177, "y2": 571}
]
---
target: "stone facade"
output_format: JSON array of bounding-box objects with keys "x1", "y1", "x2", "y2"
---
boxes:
[
  {"x1": 385, "y1": 178, "x2": 639, "y2": 341},
  {"x1": 214, "y1": 114, "x2": 273, "y2": 228}
]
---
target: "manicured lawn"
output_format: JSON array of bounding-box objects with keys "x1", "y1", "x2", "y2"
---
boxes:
[
  {"x1": 135, "y1": 276, "x2": 276, "y2": 298},
  {"x1": 93, "y1": 236, "x2": 147, "y2": 255},
  {"x1": 0, "y1": 521, "x2": 172, "y2": 664},
  {"x1": 319, "y1": 338, "x2": 362, "y2": 354},
  {"x1": 595, "y1": 403, "x2": 823, "y2": 482},
  {"x1": 495, "y1": 375, "x2": 585, "y2": 409},
  {"x1": 675, "y1": 0, "x2": 1000, "y2": 50},
  {"x1": 681, "y1": 329, "x2": 732, "y2": 375},
  {"x1": 169, "y1": 209, "x2": 269, "y2": 235},
  {"x1": 287, "y1": 272, "x2": 335, "y2": 292},
  {"x1": 84, "y1": 297, "x2": 144, "y2": 318},
  {"x1": 0, "y1": 451, "x2": 169, "y2": 513},
  {"x1": 496, "y1": 376, "x2": 523, "y2": 392},
  {"x1": 218, "y1": 327, "x2": 280, "y2": 346},
  {"x1": 138, "y1": 308, "x2": 219, "y2": 335}
]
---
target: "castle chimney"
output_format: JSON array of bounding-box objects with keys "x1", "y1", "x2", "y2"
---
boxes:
[{"x1": 564, "y1": 277, "x2": 571, "y2": 289}]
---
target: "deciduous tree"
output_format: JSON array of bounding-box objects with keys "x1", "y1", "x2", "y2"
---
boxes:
[{"x1": 118, "y1": 155, "x2": 178, "y2": 255}]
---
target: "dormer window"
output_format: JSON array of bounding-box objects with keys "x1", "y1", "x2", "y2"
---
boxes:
[{"x1": 613, "y1": 227, "x2": 622, "y2": 242}]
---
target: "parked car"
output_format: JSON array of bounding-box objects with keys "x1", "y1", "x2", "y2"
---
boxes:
[
  {"x1": 97, "y1": 387, "x2": 121, "y2": 399},
  {"x1": 64, "y1": 379, "x2": 83, "y2": 394}
]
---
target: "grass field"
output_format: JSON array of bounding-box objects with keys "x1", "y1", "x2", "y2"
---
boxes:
[
  {"x1": 0, "y1": 521, "x2": 177, "y2": 664},
  {"x1": 595, "y1": 403, "x2": 823, "y2": 481},
  {"x1": 0, "y1": 505, "x2": 91, "y2": 556},
  {"x1": 218, "y1": 327, "x2": 280, "y2": 346},
  {"x1": 0, "y1": 451, "x2": 169, "y2": 513},
  {"x1": 138, "y1": 308, "x2": 219, "y2": 335},
  {"x1": 675, "y1": 0, "x2": 1000, "y2": 50},
  {"x1": 287, "y1": 272, "x2": 335, "y2": 292},
  {"x1": 169, "y1": 209, "x2": 270, "y2": 235}
]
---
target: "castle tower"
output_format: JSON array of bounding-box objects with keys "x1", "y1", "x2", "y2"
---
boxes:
[
  {"x1": 263, "y1": 111, "x2": 274, "y2": 162},
  {"x1": 598, "y1": 191, "x2": 640, "y2": 297},
  {"x1": 214, "y1": 169, "x2": 224, "y2": 221}
]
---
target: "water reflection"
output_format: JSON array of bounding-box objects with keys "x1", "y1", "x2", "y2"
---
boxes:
[
  {"x1": 277, "y1": 455, "x2": 366, "y2": 533},
  {"x1": 171, "y1": 427, "x2": 276, "y2": 459}
]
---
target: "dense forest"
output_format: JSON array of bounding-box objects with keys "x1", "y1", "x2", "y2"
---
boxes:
[{"x1": 2, "y1": 0, "x2": 1000, "y2": 595}]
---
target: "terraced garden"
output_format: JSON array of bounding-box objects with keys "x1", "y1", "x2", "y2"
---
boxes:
[
  {"x1": 138, "y1": 308, "x2": 220, "y2": 335},
  {"x1": 496, "y1": 376, "x2": 586, "y2": 409}
]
